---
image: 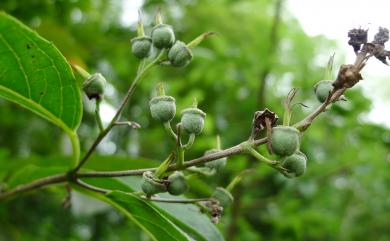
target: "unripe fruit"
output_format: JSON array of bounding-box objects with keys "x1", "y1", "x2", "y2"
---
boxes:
[
  {"x1": 151, "y1": 24, "x2": 175, "y2": 49},
  {"x1": 280, "y1": 151, "x2": 307, "y2": 178},
  {"x1": 314, "y1": 80, "x2": 333, "y2": 102},
  {"x1": 131, "y1": 36, "x2": 152, "y2": 59},
  {"x1": 212, "y1": 187, "x2": 234, "y2": 208},
  {"x1": 149, "y1": 96, "x2": 176, "y2": 122},
  {"x1": 167, "y1": 171, "x2": 188, "y2": 195},
  {"x1": 181, "y1": 107, "x2": 206, "y2": 135},
  {"x1": 168, "y1": 41, "x2": 193, "y2": 67},
  {"x1": 141, "y1": 171, "x2": 167, "y2": 196},
  {"x1": 204, "y1": 149, "x2": 227, "y2": 171},
  {"x1": 271, "y1": 126, "x2": 300, "y2": 156},
  {"x1": 82, "y1": 73, "x2": 106, "y2": 100}
]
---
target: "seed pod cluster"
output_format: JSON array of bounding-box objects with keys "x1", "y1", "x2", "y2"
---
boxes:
[
  {"x1": 130, "y1": 15, "x2": 193, "y2": 67},
  {"x1": 270, "y1": 125, "x2": 308, "y2": 178},
  {"x1": 141, "y1": 171, "x2": 167, "y2": 196},
  {"x1": 141, "y1": 171, "x2": 188, "y2": 197}
]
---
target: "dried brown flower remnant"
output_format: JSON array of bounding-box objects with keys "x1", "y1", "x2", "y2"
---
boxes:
[
  {"x1": 348, "y1": 28, "x2": 368, "y2": 53},
  {"x1": 333, "y1": 64, "x2": 362, "y2": 89},
  {"x1": 201, "y1": 199, "x2": 223, "y2": 224},
  {"x1": 373, "y1": 27, "x2": 389, "y2": 45},
  {"x1": 371, "y1": 27, "x2": 390, "y2": 64},
  {"x1": 250, "y1": 108, "x2": 278, "y2": 139}
]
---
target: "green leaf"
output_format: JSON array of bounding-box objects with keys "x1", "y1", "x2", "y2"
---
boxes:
[
  {"x1": 83, "y1": 177, "x2": 224, "y2": 241},
  {"x1": 156, "y1": 199, "x2": 224, "y2": 241},
  {"x1": 0, "y1": 12, "x2": 82, "y2": 166},
  {"x1": 102, "y1": 191, "x2": 192, "y2": 241},
  {"x1": 122, "y1": 177, "x2": 224, "y2": 241},
  {"x1": 2, "y1": 154, "x2": 223, "y2": 241}
]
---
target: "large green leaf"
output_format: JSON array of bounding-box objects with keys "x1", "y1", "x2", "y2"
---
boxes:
[
  {"x1": 2, "y1": 154, "x2": 223, "y2": 241},
  {"x1": 0, "y1": 12, "x2": 82, "y2": 165},
  {"x1": 83, "y1": 177, "x2": 224, "y2": 241},
  {"x1": 120, "y1": 177, "x2": 224, "y2": 241},
  {"x1": 99, "y1": 191, "x2": 192, "y2": 241},
  {"x1": 156, "y1": 199, "x2": 224, "y2": 241}
]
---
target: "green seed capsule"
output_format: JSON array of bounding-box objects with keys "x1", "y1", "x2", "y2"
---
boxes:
[
  {"x1": 167, "y1": 172, "x2": 188, "y2": 195},
  {"x1": 212, "y1": 187, "x2": 234, "y2": 208},
  {"x1": 151, "y1": 24, "x2": 175, "y2": 49},
  {"x1": 168, "y1": 41, "x2": 193, "y2": 67},
  {"x1": 280, "y1": 151, "x2": 307, "y2": 178},
  {"x1": 141, "y1": 171, "x2": 167, "y2": 196},
  {"x1": 82, "y1": 73, "x2": 106, "y2": 100},
  {"x1": 314, "y1": 80, "x2": 333, "y2": 102},
  {"x1": 131, "y1": 36, "x2": 152, "y2": 59},
  {"x1": 149, "y1": 96, "x2": 176, "y2": 122},
  {"x1": 181, "y1": 107, "x2": 206, "y2": 135},
  {"x1": 271, "y1": 126, "x2": 300, "y2": 156},
  {"x1": 204, "y1": 149, "x2": 227, "y2": 171}
]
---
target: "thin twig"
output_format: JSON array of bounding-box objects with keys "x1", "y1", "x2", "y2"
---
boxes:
[
  {"x1": 0, "y1": 173, "x2": 67, "y2": 200},
  {"x1": 0, "y1": 138, "x2": 267, "y2": 199},
  {"x1": 114, "y1": 121, "x2": 141, "y2": 129},
  {"x1": 0, "y1": 46, "x2": 367, "y2": 199},
  {"x1": 141, "y1": 196, "x2": 212, "y2": 204},
  {"x1": 294, "y1": 87, "x2": 347, "y2": 131},
  {"x1": 71, "y1": 50, "x2": 166, "y2": 174},
  {"x1": 74, "y1": 179, "x2": 108, "y2": 194}
]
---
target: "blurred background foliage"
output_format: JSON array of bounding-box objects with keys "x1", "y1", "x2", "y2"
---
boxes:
[{"x1": 0, "y1": 0, "x2": 389, "y2": 240}]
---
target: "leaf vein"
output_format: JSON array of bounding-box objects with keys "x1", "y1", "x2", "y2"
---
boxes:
[
  {"x1": 0, "y1": 33, "x2": 32, "y2": 99},
  {"x1": 19, "y1": 31, "x2": 65, "y2": 119}
]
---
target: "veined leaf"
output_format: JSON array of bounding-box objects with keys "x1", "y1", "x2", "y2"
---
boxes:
[
  {"x1": 89, "y1": 190, "x2": 192, "y2": 241},
  {"x1": 0, "y1": 12, "x2": 82, "y2": 166},
  {"x1": 156, "y1": 199, "x2": 224, "y2": 241},
  {"x1": 83, "y1": 177, "x2": 224, "y2": 241}
]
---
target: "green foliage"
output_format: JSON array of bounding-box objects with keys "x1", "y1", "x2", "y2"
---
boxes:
[
  {"x1": 212, "y1": 187, "x2": 234, "y2": 208},
  {"x1": 81, "y1": 176, "x2": 223, "y2": 241},
  {"x1": 0, "y1": 12, "x2": 82, "y2": 167},
  {"x1": 101, "y1": 191, "x2": 193, "y2": 241},
  {"x1": 0, "y1": 13, "x2": 82, "y2": 132},
  {"x1": 0, "y1": 0, "x2": 389, "y2": 241}
]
